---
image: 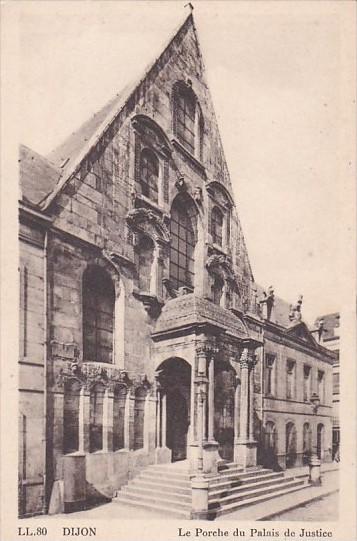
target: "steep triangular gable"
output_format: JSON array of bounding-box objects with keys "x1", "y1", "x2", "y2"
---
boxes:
[
  {"x1": 40, "y1": 13, "x2": 197, "y2": 210},
  {"x1": 286, "y1": 321, "x2": 319, "y2": 349},
  {"x1": 35, "y1": 10, "x2": 254, "y2": 288}
]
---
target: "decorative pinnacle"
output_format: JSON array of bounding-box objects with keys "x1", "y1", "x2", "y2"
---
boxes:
[{"x1": 185, "y1": 3, "x2": 194, "y2": 12}]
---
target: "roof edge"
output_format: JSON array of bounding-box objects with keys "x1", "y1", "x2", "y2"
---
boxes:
[{"x1": 40, "y1": 12, "x2": 194, "y2": 211}]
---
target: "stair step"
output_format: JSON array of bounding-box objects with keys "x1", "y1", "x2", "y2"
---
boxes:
[
  {"x1": 122, "y1": 485, "x2": 192, "y2": 503},
  {"x1": 210, "y1": 478, "x2": 302, "y2": 507},
  {"x1": 209, "y1": 474, "x2": 289, "y2": 499},
  {"x1": 209, "y1": 468, "x2": 273, "y2": 485},
  {"x1": 115, "y1": 491, "x2": 192, "y2": 511},
  {"x1": 208, "y1": 480, "x2": 307, "y2": 517},
  {"x1": 149, "y1": 463, "x2": 189, "y2": 471},
  {"x1": 139, "y1": 473, "x2": 190, "y2": 487},
  {"x1": 114, "y1": 496, "x2": 190, "y2": 519},
  {"x1": 130, "y1": 479, "x2": 191, "y2": 495},
  {"x1": 140, "y1": 469, "x2": 189, "y2": 480},
  {"x1": 209, "y1": 471, "x2": 284, "y2": 492}
]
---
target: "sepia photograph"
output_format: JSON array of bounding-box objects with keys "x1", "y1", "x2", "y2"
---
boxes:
[{"x1": 1, "y1": 1, "x2": 356, "y2": 540}]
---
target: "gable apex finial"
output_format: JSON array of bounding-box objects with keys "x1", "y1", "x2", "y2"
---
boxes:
[{"x1": 184, "y1": 2, "x2": 194, "y2": 13}]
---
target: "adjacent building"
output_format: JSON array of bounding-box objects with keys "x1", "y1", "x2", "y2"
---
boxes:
[
  {"x1": 313, "y1": 313, "x2": 340, "y2": 460},
  {"x1": 18, "y1": 12, "x2": 335, "y2": 518}
]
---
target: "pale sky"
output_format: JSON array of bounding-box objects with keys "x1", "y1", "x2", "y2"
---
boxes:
[{"x1": 17, "y1": 1, "x2": 353, "y2": 325}]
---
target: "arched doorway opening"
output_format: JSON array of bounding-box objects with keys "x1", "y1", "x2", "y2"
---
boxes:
[
  {"x1": 285, "y1": 422, "x2": 297, "y2": 468},
  {"x1": 317, "y1": 423, "x2": 325, "y2": 460},
  {"x1": 263, "y1": 421, "x2": 278, "y2": 469},
  {"x1": 156, "y1": 358, "x2": 191, "y2": 462},
  {"x1": 303, "y1": 422, "x2": 312, "y2": 465},
  {"x1": 214, "y1": 361, "x2": 235, "y2": 461}
]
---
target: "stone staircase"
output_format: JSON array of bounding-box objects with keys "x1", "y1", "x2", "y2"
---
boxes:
[{"x1": 113, "y1": 461, "x2": 308, "y2": 519}]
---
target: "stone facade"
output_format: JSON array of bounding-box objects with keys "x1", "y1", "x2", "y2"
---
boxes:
[
  {"x1": 246, "y1": 288, "x2": 336, "y2": 472},
  {"x1": 18, "y1": 13, "x2": 335, "y2": 517},
  {"x1": 313, "y1": 313, "x2": 340, "y2": 460}
]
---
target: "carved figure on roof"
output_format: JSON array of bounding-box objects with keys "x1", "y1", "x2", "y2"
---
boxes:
[
  {"x1": 259, "y1": 286, "x2": 275, "y2": 320},
  {"x1": 289, "y1": 295, "x2": 303, "y2": 322}
]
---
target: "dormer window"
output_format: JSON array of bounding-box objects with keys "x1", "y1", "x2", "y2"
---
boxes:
[
  {"x1": 139, "y1": 149, "x2": 159, "y2": 203},
  {"x1": 173, "y1": 81, "x2": 203, "y2": 161},
  {"x1": 211, "y1": 206, "x2": 224, "y2": 247}
]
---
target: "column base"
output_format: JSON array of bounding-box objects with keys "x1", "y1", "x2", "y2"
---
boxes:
[
  {"x1": 191, "y1": 475, "x2": 209, "y2": 519},
  {"x1": 154, "y1": 446, "x2": 171, "y2": 464},
  {"x1": 234, "y1": 439, "x2": 257, "y2": 468},
  {"x1": 309, "y1": 454, "x2": 322, "y2": 486},
  {"x1": 188, "y1": 441, "x2": 220, "y2": 476}
]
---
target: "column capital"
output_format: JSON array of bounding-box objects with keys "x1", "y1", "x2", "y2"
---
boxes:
[
  {"x1": 195, "y1": 342, "x2": 219, "y2": 360},
  {"x1": 239, "y1": 347, "x2": 257, "y2": 370}
]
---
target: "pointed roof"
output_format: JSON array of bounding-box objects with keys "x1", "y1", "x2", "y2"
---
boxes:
[
  {"x1": 36, "y1": 12, "x2": 198, "y2": 210},
  {"x1": 19, "y1": 144, "x2": 62, "y2": 206},
  {"x1": 286, "y1": 320, "x2": 320, "y2": 348}
]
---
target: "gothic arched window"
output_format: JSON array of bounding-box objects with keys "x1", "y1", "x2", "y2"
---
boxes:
[
  {"x1": 169, "y1": 196, "x2": 197, "y2": 290},
  {"x1": 83, "y1": 266, "x2": 115, "y2": 363},
  {"x1": 211, "y1": 206, "x2": 224, "y2": 246},
  {"x1": 63, "y1": 379, "x2": 81, "y2": 454},
  {"x1": 89, "y1": 383, "x2": 105, "y2": 452},
  {"x1": 173, "y1": 82, "x2": 203, "y2": 159},
  {"x1": 139, "y1": 149, "x2": 159, "y2": 203}
]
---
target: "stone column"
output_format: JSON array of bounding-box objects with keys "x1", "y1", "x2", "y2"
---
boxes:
[
  {"x1": 248, "y1": 366, "x2": 255, "y2": 440},
  {"x1": 208, "y1": 356, "x2": 215, "y2": 442},
  {"x1": 143, "y1": 393, "x2": 151, "y2": 450},
  {"x1": 161, "y1": 393, "x2": 167, "y2": 448},
  {"x1": 189, "y1": 371, "x2": 196, "y2": 444},
  {"x1": 233, "y1": 376, "x2": 241, "y2": 446},
  {"x1": 156, "y1": 389, "x2": 161, "y2": 448},
  {"x1": 79, "y1": 386, "x2": 90, "y2": 454},
  {"x1": 234, "y1": 347, "x2": 258, "y2": 468},
  {"x1": 123, "y1": 390, "x2": 131, "y2": 449},
  {"x1": 102, "y1": 388, "x2": 114, "y2": 452},
  {"x1": 189, "y1": 344, "x2": 219, "y2": 476}
]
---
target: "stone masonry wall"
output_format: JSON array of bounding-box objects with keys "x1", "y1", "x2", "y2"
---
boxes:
[{"x1": 18, "y1": 224, "x2": 46, "y2": 516}]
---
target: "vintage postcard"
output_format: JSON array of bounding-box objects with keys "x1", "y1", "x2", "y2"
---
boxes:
[{"x1": 1, "y1": 1, "x2": 356, "y2": 541}]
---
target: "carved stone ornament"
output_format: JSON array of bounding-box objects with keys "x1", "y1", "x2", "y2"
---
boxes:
[
  {"x1": 193, "y1": 186, "x2": 203, "y2": 205},
  {"x1": 206, "y1": 253, "x2": 237, "y2": 286},
  {"x1": 126, "y1": 207, "x2": 170, "y2": 244},
  {"x1": 132, "y1": 290, "x2": 163, "y2": 318},
  {"x1": 50, "y1": 340, "x2": 80, "y2": 361},
  {"x1": 102, "y1": 249, "x2": 135, "y2": 274},
  {"x1": 239, "y1": 348, "x2": 257, "y2": 370},
  {"x1": 52, "y1": 359, "x2": 153, "y2": 394},
  {"x1": 195, "y1": 342, "x2": 219, "y2": 360},
  {"x1": 175, "y1": 175, "x2": 186, "y2": 192}
]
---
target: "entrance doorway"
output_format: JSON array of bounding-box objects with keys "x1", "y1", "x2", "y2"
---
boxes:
[
  {"x1": 156, "y1": 358, "x2": 191, "y2": 462},
  {"x1": 214, "y1": 362, "x2": 235, "y2": 461},
  {"x1": 285, "y1": 422, "x2": 297, "y2": 468},
  {"x1": 167, "y1": 388, "x2": 189, "y2": 461}
]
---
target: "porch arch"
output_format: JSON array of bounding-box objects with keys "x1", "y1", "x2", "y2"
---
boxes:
[{"x1": 156, "y1": 357, "x2": 192, "y2": 462}]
